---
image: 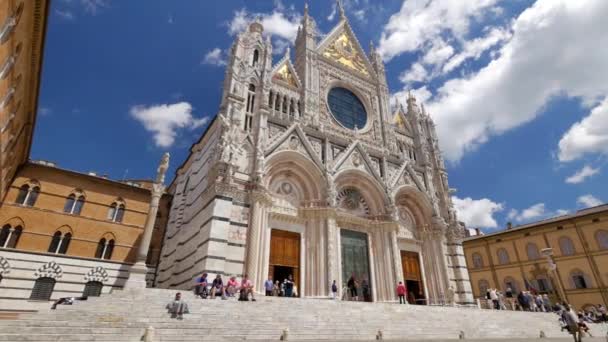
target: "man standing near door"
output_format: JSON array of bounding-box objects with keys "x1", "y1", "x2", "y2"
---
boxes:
[
  {"x1": 264, "y1": 277, "x2": 274, "y2": 296},
  {"x1": 284, "y1": 275, "x2": 294, "y2": 297}
]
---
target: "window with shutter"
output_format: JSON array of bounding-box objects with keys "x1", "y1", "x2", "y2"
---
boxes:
[
  {"x1": 30, "y1": 277, "x2": 56, "y2": 300},
  {"x1": 82, "y1": 281, "x2": 103, "y2": 297}
]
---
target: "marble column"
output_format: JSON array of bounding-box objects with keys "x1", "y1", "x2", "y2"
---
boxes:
[
  {"x1": 124, "y1": 153, "x2": 169, "y2": 289},
  {"x1": 245, "y1": 190, "x2": 270, "y2": 292},
  {"x1": 326, "y1": 215, "x2": 339, "y2": 295},
  {"x1": 391, "y1": 230, "x2": 404, "y2": 284}
]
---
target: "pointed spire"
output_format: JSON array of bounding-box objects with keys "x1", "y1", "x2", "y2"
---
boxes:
[
  {"x1": 337, "y1": 0, "x2": 346, "y2": 20},
  {"x1": 406, "y1": 90, "x2": 419, "y2": 115},
  {"x1": 369, "y1": 40, "x2": 375, "y2": 54},
  {"x1": 285, "y1": 46, "x2": 291, "y2": 58},
  {"x1": 304, "y1": 2, "x2": 309, "y2": 17}
]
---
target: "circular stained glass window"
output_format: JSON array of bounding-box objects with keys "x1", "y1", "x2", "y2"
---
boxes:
[{"x1": 327, "y1": 87, "x2": 367, "y2": 130}]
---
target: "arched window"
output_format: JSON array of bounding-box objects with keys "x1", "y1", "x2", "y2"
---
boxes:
[
  {"x1": 595, "y1": 230, "x2": 608, "y2": 250},
  {"x1": 0, "y1": 224, "x2": 22, "y2": 248},
  {"x1": 252, "y1": 49, "x2": 259, "y2": 66},
  {"x1": 82, "y1": 281, "x2": 103, "y2": 297},
  {"x1": 526, "y1": 243, "x2": 540, "y2": 260},
  {"x1": 30, "y1": 277, "x2": 56, "y2": 300},
  {"x1": 15, "y1": 182, "x2": 39, "y2": 207},
  {"x1": 503, "y1": 277, "x2": 519, "y2": 294},
  {"x1": 107, "y1": 200, "x2": 125, "y2": 223},
  {"x1": 63, "y1": 191, "x2": 85, "y2": 215},
  {"x1": 559, "y1": 236, "x2": 576, "y2": 256},
  {"x1": 95, "y1": 237, "x2": 114, "y2": 260},
  {"x1": 497, "y1": 248, "x2": 510, "y2": 265},
  {"x1": 472, "y1": 253, "x2": 484, "y2": 268},
  {"x1": 95, "y1": 238, "x2": 106, "y2": 258},
  {"x1": 570, "y1": 269, "x2": 590, "y2": 289},
  {"x1": 478, "y1": 279, "x2": 489, "y2": 295},
  {"x1": 535, "y1": 275, "x2": 552, "y2": 292},
  {"x1": 48, "y1": 231, "x2": 71, "y2": 254},
  {"x1": 244, "y1": 84, "x2": 255, "y2": 131}
]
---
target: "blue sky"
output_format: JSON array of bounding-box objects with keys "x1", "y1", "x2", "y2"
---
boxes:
[{"x1": 34, "y1": 0, "x2": 608, "y2": 232}]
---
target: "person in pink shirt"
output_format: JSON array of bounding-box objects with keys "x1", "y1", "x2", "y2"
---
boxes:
[
  {"x1": 396, "y1": 281, "x2": 407, "y2": 304},
  {"x1": 239, "y1": 274, "x2": 256, "y2": 301},
  {"x1": 226, "y1": 276, "x2": 238, "y2": 297}
]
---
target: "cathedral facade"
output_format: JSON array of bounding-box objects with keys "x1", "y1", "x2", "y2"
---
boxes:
[{"x1": 156, "y1": 5, "x2": 473, "y2": 305}]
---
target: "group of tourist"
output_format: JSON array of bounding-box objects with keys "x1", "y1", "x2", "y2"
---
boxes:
[
  {"x1": 263, "y1": 275, "x2": 297, "y2": 297},
  {"x1": 485, "y1": 287, "x2": 554, "y2": 311},
  {"x1": 193, "y1": 273, "x2": 256, "y2": 301},
  {"x1": 557, "y1": 302, "x2": 602, "y2": 342},
  {"x1": 480, "y1": 287, "x2": 608, "y2": 341}
]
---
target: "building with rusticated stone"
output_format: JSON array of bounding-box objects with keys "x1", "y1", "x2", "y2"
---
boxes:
[{"x1": 157, "y1": 4, "x2": 473, "y2": 305}]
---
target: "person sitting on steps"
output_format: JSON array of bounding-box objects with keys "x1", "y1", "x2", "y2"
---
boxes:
[
  {"x1": 239, "y1": 274, "x2": 256, "y2": 301},
  {"x1": 210, "y1": 274, "x2": 227, "y2": 300},
  {"x1": 166, "y1": 292, "x2": 189, "y2": 319},
  {"x1": 226, "y1": 276, "x2": 238, "y2": 297},
  {"x1": 195, "y1": 273, "x2": 208, "y2": 299}
]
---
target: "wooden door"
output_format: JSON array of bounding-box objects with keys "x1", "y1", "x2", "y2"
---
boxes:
[
  {"x1": 401, "y1": 251, "x2": 422, "y2": 281},
  {"x1": 401, "y1": 251, "x2": 425, "y2": 303},
  {"x1": 269, "y1": 229, "x2": 300, "y2": 293}
]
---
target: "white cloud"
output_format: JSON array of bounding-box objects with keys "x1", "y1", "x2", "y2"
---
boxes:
[
  {"x1": 452, "y1": 196, "x2": 504, "y2": 229},
  {"x1": 399, "y1": 63, "x2": 428, "y2": 84},
  {"x1": 55, "y1": 10, "x2": 74, "y2": 20},
  {"x1": 130, "y1": 102, "x2": 209, "y2": 148},
  {"x1": 202, "y1": 48, "x2": 227, "y2": 67},
  {"x1": 516, "y1": 203, "x2": 546, "y2": 222},
  {"x1": 425, "y1": 0, "x2": 608, "y2": 162},
  {"x1": 81, "y1": 0, "x2": 107, "y2": 15},
  {"x1": 577, "y1": 194, "x2": 603, "y2": 208},
  {"x1": 558, "y1": 98, "x2": 608, "y2": 162},
  {"x1": 442, "y1": 26, "x2": 510, "y2": 74},
  {"x1": 378, "y1": 0, "x2": 500, "y2": 61},
  {"x1": 421, "y1": 39, "x2": 454, "y2": 66},
  {"x1": 227, "y1": 8, "x2": 300, "y2": 42},
  {"x1": 508, "y1": 203, "x2": 570, "y2": 223},
  {"x1": 565, "y1": 165, "x2": 600, "y2": 184},
  {"x1": 352, "y1": 9, "x2": 366, "y2": 22},
  {"x1": 227, "y1": 6, "x2": 301, "y2": 56},
  {"x1": 327, "y1": 3, "x2": 337, "y2": 21},
  {"x1": 38, "y1": 107, "x2": 52, "y2": 116}
]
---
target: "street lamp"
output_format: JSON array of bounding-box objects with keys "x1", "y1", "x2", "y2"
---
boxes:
[{"x1": 541, "y1": 248, "x2": 566, "y2": 304}]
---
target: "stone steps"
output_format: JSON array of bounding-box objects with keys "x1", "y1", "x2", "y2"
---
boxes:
[{"x1": 0, "y1": 288, "x2": 596, "y2": 341}]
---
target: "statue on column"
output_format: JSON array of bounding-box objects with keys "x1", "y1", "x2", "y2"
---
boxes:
[
  {"x1": 155, "y1": 153, "x2": 170, "y2": 185},
  {"x1": 153, "y1": 153, "x2": 170, "y2": 195}
]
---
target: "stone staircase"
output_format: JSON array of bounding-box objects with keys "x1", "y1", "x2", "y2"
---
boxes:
[{"x1": 0, "y1": 288, "x2": 605, "y2": 341}]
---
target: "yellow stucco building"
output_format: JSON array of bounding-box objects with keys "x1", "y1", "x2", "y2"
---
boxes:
[
  {"x1": 463, "y1": 204, "x2": 608, "y2": 310},
  {"x1": 0, "y1": 0, "x2": 47, "y2": 201},
  {"x1": 0, "y1": 161, "x2": 170, "y2": 309}
]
